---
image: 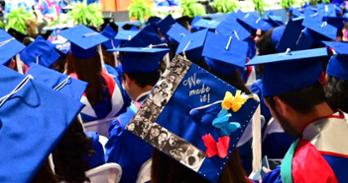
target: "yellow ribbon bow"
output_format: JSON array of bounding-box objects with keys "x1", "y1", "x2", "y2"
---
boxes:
[{"x1": 221, "y1": 90, "x2": 247, "y2": 112}]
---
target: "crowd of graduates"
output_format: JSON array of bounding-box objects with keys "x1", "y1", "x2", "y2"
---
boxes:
[{"x1": 1, "y1": 1, "x2": 348, "y2": 183}]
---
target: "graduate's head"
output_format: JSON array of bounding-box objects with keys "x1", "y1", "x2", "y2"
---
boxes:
[
  {"x1": 248, "y1": 48, "x2": 331, "y2": 136},
  {"x1": 324, "y1": 41, "x2": 348, "y2": 113},
  {"x1": 109, "y1": 47, "x2": 168, "y2": 100},
  {"x1": 60, "y1": 25, "x2": 109, "y2": 105}
]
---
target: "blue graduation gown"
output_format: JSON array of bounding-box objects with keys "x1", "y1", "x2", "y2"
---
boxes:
[
  {"x1": 85, "y1": 131, "x2": 106, "y2": 169},
  {"x1": 105, "y1": 92, "x2": 152, "y2": 183}
]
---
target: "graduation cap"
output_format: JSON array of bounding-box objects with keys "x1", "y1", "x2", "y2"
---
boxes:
[
  {"x1": 247, "y1": 48, "x2": 329, "y2": 96},
  {"x1": 237, "y1": 13, "x2": 273, "y2": 33},
  {"x1": 302, "y1": 16, "x2": 338, "y2": 41},
  {"x1": 157, "y1": 15, "x2": 177, "y2": 35},
  {"x1": 202, "y1": 32, "x2": 249, "y2": 75},
  {"x1": 147, "y1": 16, "x2": 162, "y2": 27},
  {"x1": 47, "y1": 30, "x2": 71, "y2": 55},
  {"x1": 108, "y1": 47, "x2": 169, "y2": 73},
  {"x1": 317, "y1": 3, "x2": 338, "y2": 17},
  {"x1": 263, "y1": 12, "x2": 284, "y2": 27},
  {"x1": 192, "y1": 18, "x2": 220, "y2": 30},
  {"x1": 60, "y1": 24, "x2": 108, "y2": 59},
  {"x1": 124, "y1": 25, "x2": 164, "y2": 47},
  {"x1": 176, "y1": 29, "x2": 208, "y2": 62},
  {"x1": 0, "y1": 29, "x2": 25, "y2": 65},
  {"x1": 322, "y1": 16, "x2": 348, "y2": 29},
  {"x1": 273, "y1": 17, "x2": 304, "y2": 52},
  {"x1": 115, "y1": 29, "x2": 139, "y2": 41},
  {"x1": 116, "y1": 21, "x2": 141, "y2": 31},
  {"x1": 203, "y1": 13, "x2": 227, "y2": 22},
  {"x1": 216, "y1": 15, "x2": 251, "y2": 41},
  {"x1": 101, "y1": 24, "x2": 120, "y2": 50},
  {"x1": 0, "y1": 65, "x2": 83, "y2": 182},
  {"x1": 125, "y1": 55, "x2": 259, "y2": 183},
  {"x1": 289, "y1": 7, "x2": 304, "y2": 18},
  {"x1": 7, "y1": 28, "x2": 28, "y2": 43},
  {"x1": 166, "y1": 23, "x2": 191, "y2": 44},
  {"x1": 20, "y1": 36, "x2": 61, "y2": 68},
  {"x1": 26, "y1": 64, "x2": 87, "y2": 100},
  {"x1": 324, "y1": 41, "x2": 348, "y2": 80}
]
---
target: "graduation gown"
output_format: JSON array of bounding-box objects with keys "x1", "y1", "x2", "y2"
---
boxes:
[
  {"x1": 70, "y1": 71, "x2": 127, "y2": 122},
  {"x1": 105, "y1": 91, "x2": 152, "y2": 183},
  {"x1": 263, "y1": 112, "x2": 348, "y2": 183}
]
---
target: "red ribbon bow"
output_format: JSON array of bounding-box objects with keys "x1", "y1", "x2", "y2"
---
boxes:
[{"x1": 202, "y1": 134, "x2": 230, "y2": 158}]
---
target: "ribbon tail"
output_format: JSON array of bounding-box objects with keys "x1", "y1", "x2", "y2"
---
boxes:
[{"x1": 217, "y1": 136, "x2": 230, "y2": 158}]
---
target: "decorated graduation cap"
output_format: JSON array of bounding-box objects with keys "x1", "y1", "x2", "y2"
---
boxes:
[
  {"x1": 0, "y1": 29, "x2": 25, "y2": 65},
  {"x1": 176, "y1": 29, "x2": 208, "y2": 62},
  {"x1": 26, "y1": 64, "x2": 87, "y2": 100},
  {"x1": 20, "y1": 36, "x2": 60, "y2": 68},
  {"x1": 324, "y1": 41, "x2": 348, "y2": 80},
  {"x1": 60, "y1": 24, "x2": 108, "y2": 59},
  {"x1": 101, "y1": 24, "x2": 120, "y2": 50},
  {"x1": 124, "y1": 25, "x2": 164, "y2": 47},
  {"x1": 247, "y1": 48, "x2": 329, "y2": 96},
  {"x1": 272, "y1": 17, "x2": 304, "y2": 52},
  {"x1": 109, "y1": 47, "x2": 169, "y2": 73},
  {"x1": 302, "y1": 16, "x2": 338, "y2": 41},
  {"x1": 166, "y1": 23, "x2": 191, "y2": 44},
  {"x1": 0, "y1": 65, "x2": 83, "y2": 182},
  {"x1": 202, "y1": 32, "x2": 249, "y2": 75},
  {"x1": 216, "y1": 14, "x2": 251, "y2": 41},
  {"x1": 125, "y1": 55, "x2": 259, "y2": 182},
  {"x1": 157, "y1": 15, "x2": 176, "y2": 35}
]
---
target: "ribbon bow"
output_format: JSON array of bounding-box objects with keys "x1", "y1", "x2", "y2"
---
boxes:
[
  {"x1": 212, "y1": 109, "x2": 241, "y2": 135},
  {"x1": 202, "y1": 133, "x2": 230, "y2": 158},
  {"x1": 221, "y1": 90, "x2": 247, "y2": 112}
]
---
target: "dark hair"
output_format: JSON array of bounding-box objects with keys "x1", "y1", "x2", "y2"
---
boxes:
[
  {"x1": 265, "y1": 82, "x2": 327, "y2": 114},
  {"x1": 125, "y1": 70, "x2": 161, "y2": 88},
  {"x1": 51, "y1": 54, "x2": 67, "y2": 73},
  {"x1": 67, "y1": 53, "x2": 106, "y2": 105},
  {"x1": 256, "y1": 29, "x2": 276, "y2": 56},
  {"x1": 325, "y1": 76, "x2": 348, "y2": 113},
  {"x1": 101, "y1": 46, "x2": 116, "y2": 67},
  {"x1": 32, "y1": 160, "x2": 58, "y2": 183},
  {"x1": 52, "y1": 118, "x2": 93, "y2": 182},
  {"x1": 151, "y1": 149, "x2": 247, "y2": 183}
]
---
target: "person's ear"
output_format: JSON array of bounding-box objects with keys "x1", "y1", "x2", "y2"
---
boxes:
[{"x1": 273, "y1": 96, "x2": 290, "y2": 116}]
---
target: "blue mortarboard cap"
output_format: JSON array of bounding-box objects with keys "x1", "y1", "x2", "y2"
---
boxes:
[
  {"x1": 303, "y1": 16, "x2": 338, "y2": 41},
  {"x1": 166, "y1": 23, "x2": 191, "y2": 44},
  {"x1": 203, "y1": 13, "x2": 227, "y2": 22},
  {"x1": 237, "y1": 13, "x2": 272, "y2": 33},
  {"x1": 26, "y1": 64, "x2": 87, "y2": 100},
  {"x1": 116, "y1": 21, "x2": 141, "y2": 31},
  {"x1": 176, "y1": 29, "x2": 208, "y2": 62},
  {"x1": 20, "y1": 36, "x2": 60, "y2": 67},
  {"x1": 0, "y1": 29, "x2": 25, "y2": 65},
  {"x1": 147, "y1": 16, "x2": 162, "y2": 26},
  {"x1": 273, "y1": 17, "x2": 304, "y2": 52},
  {"x1": 317, "y1": 3, "x2": 337, "y2": 17},
  {"x1": 109, "y1": 47, "x2": 169, "y2": 72},
  {"x1": 124, "y1": 25, "x2": 164, "y2": 47},
  {"x1": 303, "y1": 6, "x2": 318, "y2": 17},
  {"x1": 60, "y1": 25, "x2": 108, "y2": 59},
  {"x1": 289, "y1": 7, "x2": 304, "y2": 18},
  {"x1": 322, "y1": 16, "x2": 348, "y2": 29},
  {"x1": 216, "y1": 17, "x2": 251, "y2": 40},
  {"x1": 158, "y1": 15, "x2": 176, "y2": 35},
  {"x1": 247, "y1": 48, "x2": 329, "y2": 96},
  {"x1": 192, "y1": 18, "x2": 220, "y2": 30},
  {"x1": 324, "y1": 41, "x2": 348, "y2": 80},
  {"x1": 101, "y1": 24, "x2": 120, "y2": 50},
  {"x1": 0, "y1": 65, "x2": 83, "y2": 182},
  {"x1": 263, "y1": 12, "x2": 284, "y2": 27},
  {"x1": 202, "y1": 32, "x2": 249, "y2": 75},
  {"x1": 115, "y1": 29, "x2": 139, "y2": 41}
]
